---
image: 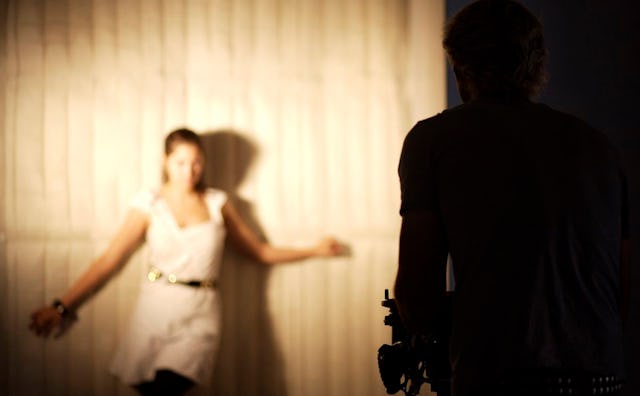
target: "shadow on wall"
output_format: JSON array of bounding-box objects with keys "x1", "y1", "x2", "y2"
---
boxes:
[{"x1": 199, "y1": 130, "x2": 288, "y2": 396}]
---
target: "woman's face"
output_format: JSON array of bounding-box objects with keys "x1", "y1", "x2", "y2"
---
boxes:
[{"x1": 164, "y1": 142, "x2": 204, "y2": 189}]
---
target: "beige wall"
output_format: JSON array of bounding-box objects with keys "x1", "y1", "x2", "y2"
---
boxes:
[{"x1": 0, "y1": 0, "x2": 446, "y2": 395}]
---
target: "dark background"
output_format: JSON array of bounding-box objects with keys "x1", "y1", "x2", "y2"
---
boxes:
[{"x1": 446, "y1": 1, "x2": 640, "y2": 394}]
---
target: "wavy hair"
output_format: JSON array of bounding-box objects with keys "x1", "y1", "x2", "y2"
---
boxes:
[{"x1": 443, "y1": 0, "x2": 547, "y2": 98}]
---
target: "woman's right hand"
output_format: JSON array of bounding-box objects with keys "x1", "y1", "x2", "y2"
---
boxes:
[{"x1": 29, "y1": 306, "x2": 76, "y2": 338}]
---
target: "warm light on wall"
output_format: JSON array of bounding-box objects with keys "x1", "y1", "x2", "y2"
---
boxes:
[{"x1": 1, "y1": 1, "x2": 446, "y2": 395}]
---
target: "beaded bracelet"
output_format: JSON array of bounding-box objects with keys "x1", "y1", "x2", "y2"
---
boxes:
[{"x1": 52, "y1": 299, "x2": 70, "y2": 317}]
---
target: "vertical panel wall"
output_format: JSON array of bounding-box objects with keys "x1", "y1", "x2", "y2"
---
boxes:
[{"x1": 1, "y1": 1, "x2": 446, "y2": 395}]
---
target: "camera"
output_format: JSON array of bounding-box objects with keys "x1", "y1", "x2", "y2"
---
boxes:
[{"x1": 377, "y1": 290, "x2": 452, "y2": 396}]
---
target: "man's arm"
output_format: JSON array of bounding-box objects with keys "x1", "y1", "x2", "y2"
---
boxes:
[
  {"x1": 620, "y1": 238, "x2": 630, "y2": 325},
  {"x1": 394, "y1": 210, "x2": 449, "y2": 336},
  {"x1": 619, "y1": 169, "x2": 630, "y2": 325}
]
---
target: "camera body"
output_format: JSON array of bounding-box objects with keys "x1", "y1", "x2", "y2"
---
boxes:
[{"x1": 377, "y1": 290, "x2": 453, "y2": 396}]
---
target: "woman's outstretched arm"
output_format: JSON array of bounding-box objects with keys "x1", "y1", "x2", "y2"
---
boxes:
[
  {"x1": 221, "y1": 200, "x2": 343, "y2": 265},
  {"x1": 29, "y1": 209, "x2": 148, "y2": 337}
]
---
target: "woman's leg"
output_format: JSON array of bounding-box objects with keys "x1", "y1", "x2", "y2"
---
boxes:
[{"x1": 133, "y1": 369, "x2": 195, "y2": 396}]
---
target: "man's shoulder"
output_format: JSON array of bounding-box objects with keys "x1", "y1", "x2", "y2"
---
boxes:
[
  {"x1": 532, "y1": 103, "x2": 614, "y2": 147},
  {"x1": 413, "y1": 105, "x2": 463, "y2": 128},
  {"x1": 411, "y1": 100, "x2": 514, "y2": 133},
  {"x1": 415, "y1": 101, "x2": 607, "y2": 136},
  {"x1": 406, "y1": 108, "x2": 459, "y2": 142}
]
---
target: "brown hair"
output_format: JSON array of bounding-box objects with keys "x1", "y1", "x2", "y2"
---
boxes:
[
  {"x1": 443, "y1": 0, "x2": 547, "y2": 99},
  {"x1": 163, "y1": 128, "x2": 206, "y2": 192}
]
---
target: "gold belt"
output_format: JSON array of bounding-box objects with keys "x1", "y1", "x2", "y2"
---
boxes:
[{"x1": 147, "y1": 267, "x2": 217, "y2": 288}]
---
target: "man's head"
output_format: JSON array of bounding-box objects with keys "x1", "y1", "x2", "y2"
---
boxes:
[{"x1": 443, "y1": 0, "x2": 547, "y2": 102}]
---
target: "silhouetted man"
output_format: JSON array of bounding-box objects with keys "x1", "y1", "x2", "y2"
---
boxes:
[{"x1": 394, "y1": 1, "x2": 630, "y2": 395}]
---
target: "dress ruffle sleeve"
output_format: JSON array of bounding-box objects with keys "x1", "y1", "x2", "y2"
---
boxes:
[{"x1": 129, "y1": 189, "x2": 157, "y2": 214}]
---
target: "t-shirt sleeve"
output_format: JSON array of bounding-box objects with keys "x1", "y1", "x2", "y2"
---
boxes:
[
  {"x1": 398, "y1": 121, "x2": 437, "y2": 216},
  {"x1": 129, "y1": 189, "x2": 156, "y2": 214}
]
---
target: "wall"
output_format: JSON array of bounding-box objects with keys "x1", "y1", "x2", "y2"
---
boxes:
[{"x1": 0, "y1": 0, "x2": 446, "y2": 395}]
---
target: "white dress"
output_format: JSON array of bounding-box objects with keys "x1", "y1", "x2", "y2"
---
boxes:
[{"x1": 109, "y1": 188, "x2": 227, "y2": 386}]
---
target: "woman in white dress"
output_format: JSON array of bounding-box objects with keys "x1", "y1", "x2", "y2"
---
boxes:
[{"x1": 29, "y1": 128, "x2": 344, "y2": 395}]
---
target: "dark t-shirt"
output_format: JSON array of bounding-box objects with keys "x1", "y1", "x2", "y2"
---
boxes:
[{"x1": 398, "y1": 98, "x2": 628, "y2": 394}]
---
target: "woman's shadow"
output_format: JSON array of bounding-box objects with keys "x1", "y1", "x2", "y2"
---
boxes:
[{"x1": 198, "y1": 130, "x2": 288, "y2": 396}]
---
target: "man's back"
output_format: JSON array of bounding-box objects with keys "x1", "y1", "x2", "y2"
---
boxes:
[{"x1": 399, "y1": 97, "x2": 627, "y2": 394}]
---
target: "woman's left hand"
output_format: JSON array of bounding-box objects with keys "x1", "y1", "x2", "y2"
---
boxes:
[{"x1": 314, "y1": 237, "x2": 347, "y2": 257}]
